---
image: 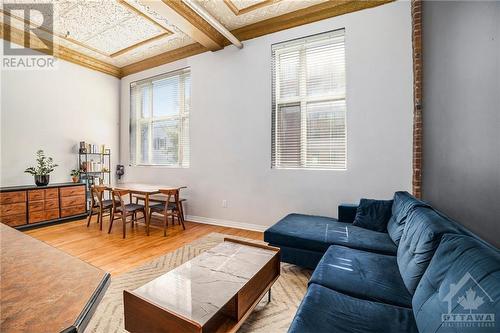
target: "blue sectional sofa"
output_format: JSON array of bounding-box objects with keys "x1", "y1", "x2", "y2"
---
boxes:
[{"x1": 264, "y1": 191, "x2": 500, "y2": 333}]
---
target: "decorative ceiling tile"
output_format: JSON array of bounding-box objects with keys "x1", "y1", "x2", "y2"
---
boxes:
[
  {"x1": 84, "y1": 15, "x2": 164, "y2": 55},
  {"x1": 55, "y1": 1, "x2": 134, "y2": 42}
]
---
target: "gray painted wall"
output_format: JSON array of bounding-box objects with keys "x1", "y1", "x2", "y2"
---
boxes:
[{"x1": 422, "y1": 1, "x2": 500, "y2": 247}]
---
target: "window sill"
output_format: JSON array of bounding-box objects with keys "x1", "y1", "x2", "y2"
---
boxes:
[{"x1": 129, "y1": 164, "x2": 189, "y2": 169}]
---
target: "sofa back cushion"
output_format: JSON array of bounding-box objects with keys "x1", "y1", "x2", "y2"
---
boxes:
[
  {"x1": 352, "y1": 198, "x2": 393, "y2": 232},
  {"x1": 412, "y1": 234, "x2": 500, "y2": 333},
  {"x1": 387, "y1": 191, "x2": 429, "y2": 245},
  {"x1": 397, "y1": 207, "x2": 464, "y2": 294}
]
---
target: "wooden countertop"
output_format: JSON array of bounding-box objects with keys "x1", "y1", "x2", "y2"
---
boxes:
[{"x1": 0, "y1": 224, "x2": 110, "y2": 332}]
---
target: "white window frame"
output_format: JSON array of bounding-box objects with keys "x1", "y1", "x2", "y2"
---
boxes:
[
  {"x1": 271, "y1": 29, "x2": 347, "y2": 170},
  {"x1": 130, "y1": 68, "x2": 190, "y2": 168}
]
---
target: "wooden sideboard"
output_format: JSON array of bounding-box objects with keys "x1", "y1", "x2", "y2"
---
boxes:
[{"x1": 0, "y1": 183, "x2": 87, "y2": 229}]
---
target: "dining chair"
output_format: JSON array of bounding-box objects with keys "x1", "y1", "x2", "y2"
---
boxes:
[
  {"x1": 135, "y1": 186, "x2": 187, "y2": 222},
  {"x1": 87, "y1": 185, "x2": 114, "y2": 231},
  {"x1": 148, "y1": 188, "x2": 185, "y2": 236},
  {"x1": 108, "y1": 189, "x2": 146, "y2": 238}
]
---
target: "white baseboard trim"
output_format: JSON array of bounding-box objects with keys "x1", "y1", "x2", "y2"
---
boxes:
[{"x1": 186, "y1": 215, "x2": 268, "y2": 232}]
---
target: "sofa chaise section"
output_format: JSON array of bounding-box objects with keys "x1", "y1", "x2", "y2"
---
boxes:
[
  {"x1": 264, "y1": 191, "x2": 428, "y2": 269},
  {"x1": 264, "y1": 213, "x2": 397, "y2": 268}
]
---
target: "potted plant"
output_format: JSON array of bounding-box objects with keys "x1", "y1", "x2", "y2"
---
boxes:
[
  {"x1": 70, "y1": 169, "x2": 80, "y2": 183},
  {"x1": 24, "y1": 150, "x2": 58, "y2": 186}
]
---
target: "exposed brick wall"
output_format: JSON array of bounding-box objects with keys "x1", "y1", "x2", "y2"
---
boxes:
[{"x1": 411, "y1": 0, "x2": 422, "y2": 199}]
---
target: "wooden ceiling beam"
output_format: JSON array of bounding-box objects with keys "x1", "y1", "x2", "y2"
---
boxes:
[
  {"x1": 121, "y1": 43, "x2": 206, "y2": 77},
  {"x1": 141, "y1": 0, "x2": 226, "y2": 51}
]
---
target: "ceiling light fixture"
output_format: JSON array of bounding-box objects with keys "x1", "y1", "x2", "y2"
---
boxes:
[{"x1": 182, "y1": 0, "x2": 243, "y2": 49}]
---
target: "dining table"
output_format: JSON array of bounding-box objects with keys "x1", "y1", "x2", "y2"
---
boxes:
[{"x1": 105, "y1": 183, "x2": 181, "y2": 236}]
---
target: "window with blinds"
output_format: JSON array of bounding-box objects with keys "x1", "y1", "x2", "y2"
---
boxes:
[
  {"x1": 271, "y1": 29, "x2": 347, "y2": 170},
  {"x1": 130, "y1": 68, "x2": 190, "y2": 167}
]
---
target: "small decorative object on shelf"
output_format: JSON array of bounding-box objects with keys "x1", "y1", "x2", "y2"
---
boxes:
[
  {"x1": 24, "y1": 150, "x2": 58, "y2": 186},
  {"x1": 70, "y1": 169, "x2": 80, "y2": 183},
  {"x1": 77, "y1": 144, "x2": 111, "y2": 207},
  {"x1": 79, "y1": 141, "x2": 87, "y2": 154},
  {"x1": 116, "y1": 165, "x2": 124, "y2": 180}
]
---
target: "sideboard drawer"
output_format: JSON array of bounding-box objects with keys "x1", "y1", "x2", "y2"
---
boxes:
[
  {"x1": 61, "y1": 196, "x2": 86, "y2": 208},
  {"x1": 0, "y1": 191, "x2": 26, "y2": 204},
  {"x1": 45, "y1": 209, "x2": 60, "y2": 220},
  {"x1": 61, "y1": 205, "x2": 86, "y2": 218},
  {"x1": 29, "y1": 211, "x2": 45, "y2": 224},
  {"x1": 0, "y1": 214, "x2": 27, "y2": 227},
  {"x1": 28, "y1": 190, "x2": 45, "y2": 201},
  {"x1": 45, "y1": 188, "x2": 59, "y2": 199},
  {"x1": 29, "y1": 201, "x2": 45, "y2": 213},
  {"x1": 60, "y1": 186, "x2": 85, "y2": 197},
  {"x1": 1, "y1": 203, "x2": 26, "y2": 216},
  {"x1": 45, "y1": 199, "x2": 59, "y2": 210}
]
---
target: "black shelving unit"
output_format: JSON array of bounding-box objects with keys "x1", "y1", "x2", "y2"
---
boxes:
[{"x1": 78, "y1": 149, "x2": 111, "y2": 207}]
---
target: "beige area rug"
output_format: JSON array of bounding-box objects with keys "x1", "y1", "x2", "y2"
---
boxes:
[{"x1": 85, "y1": 233, "x2": 311, "y2": 333}]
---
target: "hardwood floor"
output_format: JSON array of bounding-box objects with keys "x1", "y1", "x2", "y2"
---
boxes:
[{"x1": 25, "y1": 216, "x2": 263, "y2": 276}]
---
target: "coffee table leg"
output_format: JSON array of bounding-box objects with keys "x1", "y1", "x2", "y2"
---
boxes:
[{"x1": 268, "y1": 288, "x2": 271, "y2": 302}]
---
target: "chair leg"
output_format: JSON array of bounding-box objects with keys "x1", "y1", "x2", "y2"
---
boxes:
[
  {"x1": 108, "y1": 213, "x2": 114, "y2": 234},
  {"x1": 179, "y1": 202, "x2": 185, "y2": 224},
  {"x1": 122, "y1": 215, "x2": 127, "y2": 239},
  {"x1": 87, "y1": 209, "x2": 94, "y2": 227},
  {"x1": 179, "y1": 212, "x2": 186, "y2": 230},
  {"x1": 99, "y1": 209, "x2": 104, "y2": 231},
  {"x1": 163, "y1": 214, "x2": 167, "y2": 237}
]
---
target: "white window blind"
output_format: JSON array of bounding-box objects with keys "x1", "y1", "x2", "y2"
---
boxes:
[
  {"x1": 272, "y1": 29, "x2": 347, "y2": 170},
  {"x1": 130, "y1": 68, "x2": 190, "y2": 167}
]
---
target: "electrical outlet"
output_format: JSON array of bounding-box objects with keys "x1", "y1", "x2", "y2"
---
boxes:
[{"x1": 222, "y1": 200, "x2": 227, "y2": 208}]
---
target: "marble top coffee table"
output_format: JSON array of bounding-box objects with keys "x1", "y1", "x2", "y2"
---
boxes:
[{"x1": 123, "y1": 238, "x2": 280, "y2": 333}]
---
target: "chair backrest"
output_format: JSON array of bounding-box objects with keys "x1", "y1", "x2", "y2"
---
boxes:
[
  {"x1": 90, "y1": 185, "x2": 106, "y2": 207},
  {"x1": 111, "y1": 189, "x2": 129, "y2": 211},
  {"x1": 159, "y1": 189, "x2": 178, "y2": 204}
]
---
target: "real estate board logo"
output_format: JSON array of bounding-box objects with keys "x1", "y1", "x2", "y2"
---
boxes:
[
  {"x1": 2, "y1": 2, "x2": 57, "y2": 70},
  {"x1": 441, "y1": 272, "x2": 496, "y2": 330}
]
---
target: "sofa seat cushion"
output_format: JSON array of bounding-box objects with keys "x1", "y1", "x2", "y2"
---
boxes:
[
  {"x1": 397, "y1": 206, "x2": 466, "y2": 294},
  {"x1": 310, "y1": 245, "x2": 412, "y2": 308},
  {"x1": 288, "y1": 284, "x2": 418, "y2": 333},
  {"x1": 413, "y1": 234, "x2": 500, "y2": 333},
  {"x1": 264, "y1": 213, "x2": 397, "y2": 255},
  {"x1": 387, "y1": 191, "x2": 430, "y2": 245}
]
